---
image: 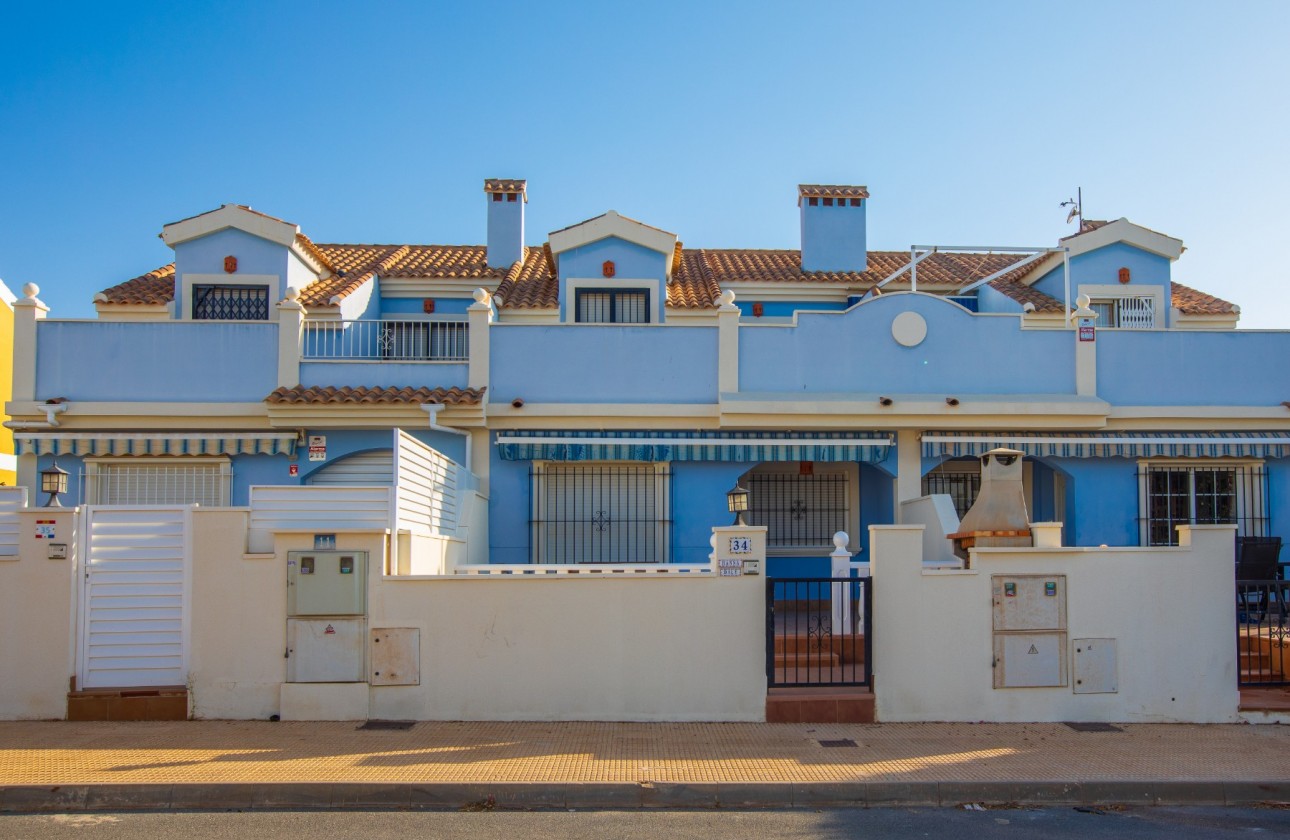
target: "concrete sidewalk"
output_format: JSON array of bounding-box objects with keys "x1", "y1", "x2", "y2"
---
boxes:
[{"x1": 1, "y1": 720, "x2": 1287, "y2": 811}]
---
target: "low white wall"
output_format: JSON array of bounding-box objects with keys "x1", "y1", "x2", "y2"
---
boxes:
[
  {"x1": 0, "y1": 509, "x2": 78, "y2": 719},
  {"x1": 188, "y1": 509, "x2": 286, "y2": 720},
  {"x1": 367, "y1": 570, "x2": 765, "y2": 722},
  {"x1": 870, "y1": 524, "x2": 1239, "y2": 723}
]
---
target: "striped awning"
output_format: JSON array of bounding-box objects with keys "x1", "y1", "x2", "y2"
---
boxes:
[
  {"x1": 922, "y1": 431, "x2": 1290, "y2": 459},
  {"x1": 15, "y1": 432, "x2": 298, "y2": 458},
  {"x1": 497, "y1": 430, "x2": 893, "y2": 463}
]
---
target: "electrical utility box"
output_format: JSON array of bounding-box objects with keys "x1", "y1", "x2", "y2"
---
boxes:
[
  {"x1": 991, "y1": 574, "x2": 1068, "y2": 689},
  {"x1": 287, "y1": 619, "x2": 366, "y2": 682},
  {"x1": 287, "y1": 550, "x2": 367, "y2": 616}
]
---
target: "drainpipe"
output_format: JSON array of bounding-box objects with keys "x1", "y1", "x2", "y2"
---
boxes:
[
  {"x1": 421, "y1": 404, "x2": 471, "y2": 469},
  {"x1": 3, "y1": 401, "x2": 69, "y2": 429}
]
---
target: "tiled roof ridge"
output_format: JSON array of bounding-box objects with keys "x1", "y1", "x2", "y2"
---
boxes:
[
  {"x1": 266, "y1": 385, "x2": 486, "y2": 405},
  {"x1": 293, "y1": 232, "x2": 333, "y2": 272},
  {"x1": 96, "y1": 263, "x2": 177, "y2": 305}
]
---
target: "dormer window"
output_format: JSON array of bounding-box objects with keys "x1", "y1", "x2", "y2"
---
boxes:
[{"x1": 191, "y1": 284, "x2": 270, "y2": 320}]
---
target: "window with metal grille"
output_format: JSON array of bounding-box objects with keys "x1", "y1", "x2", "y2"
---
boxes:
[
  {"x1": 743, "y1": 466, "x2": 850, "y2": 550},
  {"x1": 191, "y1": 284, "x2": 269, "y2": 320},
  {"x1": 1139, "y1": 462, "x2": 1267, "y2": 546},
  {"x1": 922, "y1": 465, "x2": 981, "y2": 519},
  {"x1": 575, "y1": 289, "x2": 649, "y2": 323},
  {"x1": 85, "y1": 459, "x2": 231, "y2": 506},
  {"x1": 1089, "y1": 296, "x2": 1155, "y2": 329},
  {"x1": 531, "y1": 463, "x2": 670, "y2": 563},
  {"x1": 378, "y1": 321, "x2": 469, "y2": 360}
]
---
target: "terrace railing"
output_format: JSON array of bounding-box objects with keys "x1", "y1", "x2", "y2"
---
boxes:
[{"x1": 303, "y1": 319, "x2": 469, "y2": 362}]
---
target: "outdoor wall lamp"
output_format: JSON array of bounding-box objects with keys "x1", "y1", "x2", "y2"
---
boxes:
[
  {"x1": 40, "y1": 460, "x2": 68, "y2": 507},
  {"x1": 726, "y1": 482, "x2": 750, "y2": 526}
]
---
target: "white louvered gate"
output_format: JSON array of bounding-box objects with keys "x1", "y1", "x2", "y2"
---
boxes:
[{"x1": 79, "y1": 507, "x2": 191, "y2": 689}]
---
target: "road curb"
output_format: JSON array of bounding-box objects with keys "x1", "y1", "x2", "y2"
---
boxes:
[{"x1": 2, "y1": 780, "x2": 1288, "y2": 812}]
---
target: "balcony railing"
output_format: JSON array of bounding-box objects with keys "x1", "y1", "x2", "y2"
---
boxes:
[{"x1": 302, "y1": 319, "x2": 469, "y2": 362}]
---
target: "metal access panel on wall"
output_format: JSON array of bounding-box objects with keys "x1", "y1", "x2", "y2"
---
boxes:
[
  {"x1": 992, "y1": 574, "x2": 1068, "y2": 689},
  {"x1": 287, "y1": 618, "x2": 365, "y2": 682},
  {"x1": 370, "y1": 628, "x2": 420, "y2": 686},
  {"x1": 1072, "y1": 638, "x2": 1118, "y2": 694},
  {"x1": 287, "y1": 550, "x2": 367, "y2": 616}
]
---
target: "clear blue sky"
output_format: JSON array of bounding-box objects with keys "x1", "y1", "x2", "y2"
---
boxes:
[{"x1": 2, "y1": 1, "x2": 1287, "y2": 325}]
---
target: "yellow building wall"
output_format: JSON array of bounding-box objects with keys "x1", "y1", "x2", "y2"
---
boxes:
[{"x1": 0, "y1": 288, "x2": 13, "y2": 485}]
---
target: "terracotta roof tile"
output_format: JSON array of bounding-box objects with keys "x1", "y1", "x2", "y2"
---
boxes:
[
  {"x1": 798, "y1": 184, "x2": 870, "y2": 201},
  {"x1": 492, "y1": 247, "x2": 556, "y2": 309},
  {"x1": 1060, "y1": 219, "x2": 1111, "y2": 241},
  {"x1": 988, "y1": 279, "x2": 1065, "y2": 313},
  {"x1": 96, "y1": 264, "x2": 176, "y2": 305},
  {"x1": 694, "y1": 249, "x2": 1034, "y2": 289},
  {"x1": 297, "y1": 245, "x2": 406, "y2": 307},
  {"x1": 669, "y1": 249, "x2": 722, "y2": 309},
  {"x1": 483, "y1": 179, "x2": 527, "y2": 194},
  {"x1": 266, "y1": 385, "x2": 485, "y2": 405},
  {"x1": 294, "y1": 232, "x2": 334, "y2": 271},
  {"x1": 381, "y1": 245, "x2": 510, "y2": 279},
  {"x1": 1172, "y1": 281, "x2": 1236, "y2": 315}
]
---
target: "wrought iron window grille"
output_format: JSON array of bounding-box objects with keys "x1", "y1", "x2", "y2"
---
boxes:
[
  {"x1": 191, "y1": 284, "x2": 270, "y2": 320},
  {"x1": 1138, "y1": 463, "x2": 1268, "y2": 547}
]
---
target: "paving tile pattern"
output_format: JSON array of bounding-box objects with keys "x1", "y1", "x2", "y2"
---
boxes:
[{"x1": 0, "y1": 722, "x2": 1286, "y2": 786}]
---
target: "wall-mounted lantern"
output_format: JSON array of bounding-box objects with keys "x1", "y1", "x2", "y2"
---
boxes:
[
  {"x1": 41, "y1": 460, "x2": 69, "y2": 507},
  {"x1": 726, "y1": 482, "x2": 750, "y2": 526}
]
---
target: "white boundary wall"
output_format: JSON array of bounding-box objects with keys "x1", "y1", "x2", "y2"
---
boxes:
[{"x1": 869, "y1": 523, "x2": 1239, "y2": 723}]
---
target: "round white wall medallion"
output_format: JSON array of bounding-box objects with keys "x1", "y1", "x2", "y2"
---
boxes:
[{"x1": 891, "y1": 311, "x2": 928, "y2": 347}]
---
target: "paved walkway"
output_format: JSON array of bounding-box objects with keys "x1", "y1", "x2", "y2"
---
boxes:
[{"x1": 1, "y1": 721, "x2": 1287, "y2": 810}]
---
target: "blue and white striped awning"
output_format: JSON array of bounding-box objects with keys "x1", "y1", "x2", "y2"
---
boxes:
[
  {"x1": 15, "y1": 432, "x2": 298, "y2": 458},
  {"x1": 922, "y1": 431, "x2": 1290, "y2": 459},
  {"x1": 497, "y1": 430, "x2": 893, "y2": 463}
]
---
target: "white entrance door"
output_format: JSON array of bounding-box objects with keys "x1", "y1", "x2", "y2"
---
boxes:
[{"x1": 79, "y1": 507, "x2": 191, "y2": 689}]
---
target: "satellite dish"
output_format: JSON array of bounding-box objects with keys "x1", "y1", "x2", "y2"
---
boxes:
[{"x1": 1066, "y1": 205, "x2": 1080, "y2": 224}]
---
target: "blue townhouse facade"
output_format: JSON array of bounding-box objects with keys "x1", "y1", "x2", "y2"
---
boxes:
[{"x1": 7, "y1": 179, "x2": 1290, "y2": 578}]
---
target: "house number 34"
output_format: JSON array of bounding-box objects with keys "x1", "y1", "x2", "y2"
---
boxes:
[{"x1": 729, "y1": 537, "x2": 752, "y2": 554}]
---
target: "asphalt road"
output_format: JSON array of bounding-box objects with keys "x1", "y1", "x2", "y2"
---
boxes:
[{"x1": 1, "y1": 807, "x2": 1289, "y2": 839}]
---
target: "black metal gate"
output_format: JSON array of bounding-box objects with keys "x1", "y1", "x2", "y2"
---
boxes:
[
  {"x1": 1237, "y1": 580, "x2": 1288, "y2": 687},
  {"x1": 766, "y1": 577, "x2": 871, "y2": 688}
]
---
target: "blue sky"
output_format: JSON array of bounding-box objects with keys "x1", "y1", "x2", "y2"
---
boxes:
[{"x1": 1, "y1": 1, "x2": 1287, "y2": 325}]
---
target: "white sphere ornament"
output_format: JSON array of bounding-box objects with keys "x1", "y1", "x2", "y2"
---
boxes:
[
  {"x1": 284, "y1": 286, "x2": 300, "y2": 302},
  {"x1": 22, "y1": 283, "x2": 38, "y2": 299},
  {"x1": 891, "y1": 311, "x2": 928, "y2": 347}
]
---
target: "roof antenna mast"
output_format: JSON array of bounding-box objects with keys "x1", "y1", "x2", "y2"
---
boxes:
[{"x1": 1060, "y1": 188, "x2": 1083, "y2": 229}]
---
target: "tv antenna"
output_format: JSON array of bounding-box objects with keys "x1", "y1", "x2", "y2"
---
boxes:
[{"x1": 1060, "y1": 188, "x2": 1083, "y2": 228}]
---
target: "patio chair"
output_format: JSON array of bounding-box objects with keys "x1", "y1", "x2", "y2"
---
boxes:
[{"x1": 1236, "y1": 536, "x2": 1283, "y2": 622}]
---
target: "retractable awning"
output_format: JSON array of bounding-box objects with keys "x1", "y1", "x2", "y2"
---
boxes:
[
  {"x1": 922, "y1": 431, "x2": 1290, "y2": 459},
  {"x1": 15, "y1": 432, "x2": 298, "y2": 457},
  {"x1": 496, "y1": 430, "x2": 893, "y2": 463}
]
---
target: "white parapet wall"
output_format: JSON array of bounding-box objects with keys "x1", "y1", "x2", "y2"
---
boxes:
[{"x1": 869, "y1": 523, "x2": 1239, "y2": 723}]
